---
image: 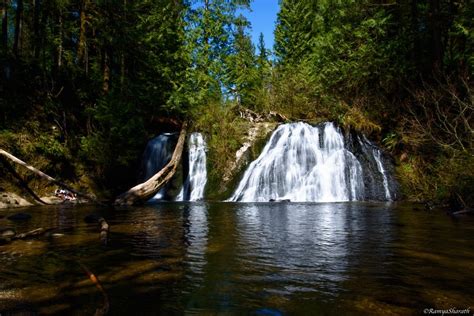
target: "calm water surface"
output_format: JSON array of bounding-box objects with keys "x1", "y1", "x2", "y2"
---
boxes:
[{"x1": 0, "y1": 202, "x2": 473, "y2": 315}]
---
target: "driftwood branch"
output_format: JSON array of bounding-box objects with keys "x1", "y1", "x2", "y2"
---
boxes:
[
  {"x1": 0, "y1": 149, "x2": 98, "y2": 203},
  {"x1": 98, "y1": 217, "x2": 109, "y2": 246},
  {"x1": 0, "y1": 227, "x2": 55, "y2": 244},
  {"x1": 114, "y1": 122, "x2": 188, "y2": 205},
  {"x1": 13, "y1": 228, "x2": 47, "y2": 239},
  {"x1": 79, "y1": 262, "x2": 110, "y2": 316}
]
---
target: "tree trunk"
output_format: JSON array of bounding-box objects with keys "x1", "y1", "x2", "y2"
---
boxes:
[
  {"x1": 78, "y1": 0, "x2": 88, "y2": 70},
  {"x1": 120, "y1": 0, "x2": 126, "y2": 91},
  {"x1": 411, "y1": 0, "x2": 419, "y2": 69},
  {"x1": 102, "y1": 47, "x2": 110, "y2": 94},
  {"x1": 114, "y1": 122, "x2": 188, "y2": 205},
  {"x1": 13, "y1": 0, "x2": 22, "y2": 57},
  {"x1": 57, "y1": 12, "x2": 63, "y2": 69},
  {"x1": 1, "y1": 0, "x2": 7, "y2": 53},
  {"x1": 429, "y1": 0, "x2": 443, "y2": 69},
  {"x1": 33, "y1": 0, "x2": 41, "y2": 59},
  {"x1": 120, "y1": 52, "x2": 125, "y2": 91}
]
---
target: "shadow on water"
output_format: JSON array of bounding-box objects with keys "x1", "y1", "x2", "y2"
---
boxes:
[{"x1": 0, "y1": 202, "x2": 473, "y2": 315}]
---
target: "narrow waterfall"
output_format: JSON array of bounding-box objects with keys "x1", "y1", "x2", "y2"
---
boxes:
[
  {"x1": 141, "y1": 133, "x2": 177, "y2": 200},
  {"x1": 229, "y1": 122, "x2": 396, "y2": 202},
  {"x1": 177, "y1": 133, "x2": 208, "y2": 201},
  {"x1": 354, "y1": 134, "x2": 397, "y2": 201},
  {"x1": 373, "y1": 149, "x2": 392, "y2": 201}
]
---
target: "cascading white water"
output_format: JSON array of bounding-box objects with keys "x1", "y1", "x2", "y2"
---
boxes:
[
  {"x1": 354, "y1": 134, "x2": 396, "y2": 201},
  {"x1": 229, "y1": 122, "x2": 365, "y2": 202},
  {"x1": 373, "y1": 149, "x2": 392, "y2": 201},
  {"x1": 177, "y1": 133, "x2": 208, "y2": 201},
  {"x1": 142, "y1": 133, "x2": 176, "y2": 200}
]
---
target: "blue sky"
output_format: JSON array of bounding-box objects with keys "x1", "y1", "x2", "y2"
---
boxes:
[{"x1": 242, "y1": 1, "x2": 279, "y2": 52}]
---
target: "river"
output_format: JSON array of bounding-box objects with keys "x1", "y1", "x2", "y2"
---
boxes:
[{"x1": 0, "y1": 202, "x2": 473, "y2": 315}]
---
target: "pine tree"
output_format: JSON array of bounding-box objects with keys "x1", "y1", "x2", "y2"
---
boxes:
[
  {"x1": 184, "y1": 0, "x2": 251, "y2": 106},
  {"x1": 229, "y1": 16, "x2": 258, "y2": 107}
]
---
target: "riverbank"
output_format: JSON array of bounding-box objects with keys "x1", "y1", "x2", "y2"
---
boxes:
[{"x1": 0, "y1": 192, "x2": 32, "y2": 208}]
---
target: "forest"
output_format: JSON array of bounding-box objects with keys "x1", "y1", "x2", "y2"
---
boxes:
[{"x1": 0, "y1": 0, "x2": 473, "y2": 207}]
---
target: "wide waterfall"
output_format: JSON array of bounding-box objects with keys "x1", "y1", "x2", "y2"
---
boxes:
[
  {"x1": 176, "y1": 133, "x2": 208, "y2": 201},
  {"x1": 141, "y1": 133, "x2": 177, "y2": 200},
  {"x1": 229, "y1": 122, "x2": 397, "y2": 202}
]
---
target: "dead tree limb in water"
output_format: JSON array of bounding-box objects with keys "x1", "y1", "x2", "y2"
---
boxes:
[
  {"x1": 0, "y1": 227, "x2": 54, "y2": 244},
  {"x1": 98, "y1": 217, "x2": 109, "y2": 246},
  {"x1": 13, "y1": 228, "x2": 47, "y2": 239},
  {"x1": 114, "y1": 122, "x2": 188, "y2": 205},
  {"x1": 0, "y1": 149, "x2": 98, "y2": 203},
  {"x1": 79, "y1": 262, "x2": 110, "y2": 316}
]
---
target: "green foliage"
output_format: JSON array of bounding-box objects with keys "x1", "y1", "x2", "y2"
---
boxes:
[
  {"x1": 382, "y1": 132, "x2": 400, "y2": 152},
  {"x1": 1, "y1": 0, "x2": 472, "y2": 205},
  {"x1": 397, "y1": 152, "x2": 474, "y2": 205},
  {"x1": 191, "y1": 102, "x2": 249, "y2": 186},
  {"x1": 228, "y1": 18, "x2": 259, "y2": 108},
  {"x1": 273, "y1": 0, "x2": 474, "y2": 205},
  {"x1": 270, "y1": 64, "x2": 321, "y2": 120},
  {"x1": 339, "y1": 105, "x2": 382, "y2": 135},
  {"x1": 184, "y1": 0, "x2": 251, "y2": 106},
  {"x1": 35, "y1": 135, "x2": 68, "y2": 160},
  {"x1": 1, "y1": 0, "x2": 190, "y2": 192}
]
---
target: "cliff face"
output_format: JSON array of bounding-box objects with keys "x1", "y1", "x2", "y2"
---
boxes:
[{"x1": 204, "y1": 122, "x2": 277, "y2": 201}]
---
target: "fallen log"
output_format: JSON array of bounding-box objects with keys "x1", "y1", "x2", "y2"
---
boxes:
[
  {"x1": 0, "y1": 227, "x2": 55, "y2": 244},
  {"x1": 13, "y1": 228, "x2": 46, "y2": 239},
  {"x1": 268, "y1": 111, "x2": 289, "y2": 122},
  {"x1": 114, "y1": 122, "x2": 188, "y2": 205},
  {"x1": 0, "y1": 148, "x2": 98, "y2": 203}
]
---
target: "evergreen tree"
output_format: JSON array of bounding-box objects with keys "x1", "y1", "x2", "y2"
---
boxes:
[
  {"x1": 254, "y1": 32, "x2": 271, "y2": 111},
  {"x1": 228, "y1": 15, "x2": 258, "y2": 107},
  {"x1": 183, "y1": 0, "x2": 251, "y2": 106}
]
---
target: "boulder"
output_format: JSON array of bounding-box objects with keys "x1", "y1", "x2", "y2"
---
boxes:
[{"x1": 0, "y1": 192, "x2": 33, "y2": 208}]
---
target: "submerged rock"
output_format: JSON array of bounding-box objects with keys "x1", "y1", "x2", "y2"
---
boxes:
[
  {"x1": 269, "y1": 199, "x2": 291, "y2": 203},
  {"x1": 0, "y1": 227, "x2": 16, "y2": 238},
  {"x1": 84, "y1": 213, "x2": 102, "y2": 223},
  {"x1": 7, "y1": 213, "x2": 32, "y2": 221}
]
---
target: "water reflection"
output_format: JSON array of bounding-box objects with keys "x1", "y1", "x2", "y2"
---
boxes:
[
  {"x1": 0, "y1": 202, "x2": 473, "y2": 315},
  {"x1": 183, "y1": 203, "x2": 208, "y2": 280},
  {"x1": 234, "y1": 203, "x2": 396, "y2": 297}
]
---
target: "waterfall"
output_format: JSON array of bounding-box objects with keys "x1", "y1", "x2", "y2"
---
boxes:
[
  {"x1": 354, "y1": 135, "x2": 397, "y2": 201},
  {"x1": 142, "y1": 133, "x2": 177, "y2": 200},
  {"x1": 177, "y1": 133, "x2": 208, "y2": 201},
  {"x1": 373, "y1": 147, "x2": 392, "y2": 201},
  {"x1": 229, "y1": 122, "x2": 396, "y2": 202},
  {"x1": 229, "y1": 122, "x2": 365, "y2": 202}
]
